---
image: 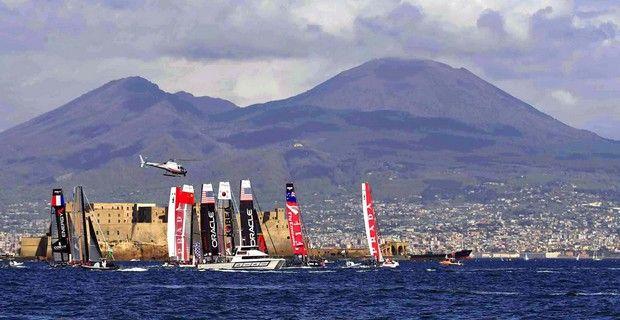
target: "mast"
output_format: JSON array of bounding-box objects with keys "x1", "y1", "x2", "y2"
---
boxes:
[
  {"x1": 77, "y1": 186, "x2": 89, "y2": 262},
  {"x1": 200, "y1": 184, "x2": 219, "y2": 258},
  {"x1": 285, "y1": 183, "x2": 307, "y2": 257},
  {"x1": 362, "y1": 182, "x2": 383, "y2": 264}
]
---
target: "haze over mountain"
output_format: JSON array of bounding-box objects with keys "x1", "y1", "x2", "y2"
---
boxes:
[{"x1": 1, "y1": 58, "x2": 618, "y2": 205}]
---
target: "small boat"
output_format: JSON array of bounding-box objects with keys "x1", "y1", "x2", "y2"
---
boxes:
[
  {"x1": 305, "y1": 259, "x2": 326, "y2": 268},
  {"x1": 575, "y1": 254, "x2": 580, "y2": 261},
  {"x1": 380, "y1": 258, "x2": 400, "y2": 268},
  {"x1": 9, "y1": 260, "x2": 25, "y2": 268},
  {"x1": 524, "y1": 254, "x2": 529, "y2": 261},
  {"x1": 81, "y1": 259, "x2": 118, "y2": 271},
  {"x1": 129, "y1": 259, "x2": 140, "y2": 262},
  {"x1": 197, "y1": 246, "x2": 285, "y2": 270},
  {"x1": 439, "y1": 257, "x2": 463, "y2": 266},
  {"x1": 343, "y1": 260, "x2": 363, "y2": 268}
]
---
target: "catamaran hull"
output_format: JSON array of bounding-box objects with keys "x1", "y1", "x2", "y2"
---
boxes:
[
  {"x1": 197, "y1": 258, "x2": 285, "y2": 271},
  {"x1": 80, "y1": 265, "x2": 119, "y2": 271}
]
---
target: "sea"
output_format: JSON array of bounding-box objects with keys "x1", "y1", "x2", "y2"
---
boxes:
[{"x1": 1, "y1": 259, "x2": 618, "y2": 319}]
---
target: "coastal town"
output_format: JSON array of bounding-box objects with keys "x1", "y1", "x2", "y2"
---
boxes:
[{"x1": 1, "y1": 182, "x2": 618, "y2": 258}]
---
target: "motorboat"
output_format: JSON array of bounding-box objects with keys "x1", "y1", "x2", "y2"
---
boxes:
[
  {"x1": 197, "y1": 246, "x2": 285, "y2": 271},
  {"x1": 439, "y1": 257, "x2": 463, "y2": 266},
  {"x1": 380, "y1": 259, "x2": 400, "y2": 268},
  {"x1": 9, "y1": 260, "x2": 25, "y2": 268}
]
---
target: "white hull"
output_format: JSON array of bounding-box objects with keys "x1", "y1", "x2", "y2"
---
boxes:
[
  {"x1": 380, "y1": 261, "x2": 400, "y2": 268},
  {"x1": 197, "y1": 258, "x2": 285, "y2": 271}
]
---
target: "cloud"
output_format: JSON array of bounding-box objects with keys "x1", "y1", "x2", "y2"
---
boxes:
[
  {"x1": 551, "y1": 89, "x2": 577, "y2": 106},
  {"x1": 0, "y1": 0, "x2": 618, "y2": 138}
]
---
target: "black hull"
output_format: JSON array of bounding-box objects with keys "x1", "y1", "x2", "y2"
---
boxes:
[{"x1": 410, "y1": 249, "x2": 472, "y2": 261}]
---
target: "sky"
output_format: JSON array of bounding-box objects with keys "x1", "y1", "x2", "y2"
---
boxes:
[{"x1": 0, "y1": 0, "x2": 618, "y2": 138}]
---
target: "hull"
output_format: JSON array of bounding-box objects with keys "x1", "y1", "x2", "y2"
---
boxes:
[
  {"x1": 197, "y1": 258, "x2": 285, "y2": 271},
  {"x1": 410, "y1": 249, "x2": 472, "y2": 261},
  {"x1": 80, "y1": 264, "x2": 119, "y2": 271},
  {"x1": 380, "y1": 261, "x2": 400, "y2": 268}
]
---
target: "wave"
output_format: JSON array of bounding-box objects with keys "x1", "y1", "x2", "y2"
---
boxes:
[
  {"x1": 550, "y1": 292, "x2": 619, "y2": 297},
  {"x1": 119, "y1": 267, "x2": 148, "y2": 272},
  {"x1": 469, "y1": 290, "x2": 520, "y2": 296}
]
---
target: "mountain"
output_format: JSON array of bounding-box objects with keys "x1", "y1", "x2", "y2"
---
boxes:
[{"x1": 0, "y1": 59, "x2": 619, "y2": 206}]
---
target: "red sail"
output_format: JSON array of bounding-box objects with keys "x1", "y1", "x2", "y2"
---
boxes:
[
  {"x1": 362, "y1": 182, "x2": 383, "y2": 263},
  {"x1": 175, "y1": 185, "x2": 194, "y2": 262},
  {"x1": 286, "y1": 183, "x2": 307, "y2": 256}
]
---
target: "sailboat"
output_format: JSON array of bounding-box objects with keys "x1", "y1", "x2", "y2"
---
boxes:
[
  {"x1": 361, "y1": 182, "x2": 399, "y2": 268},
  {"x1": 75, "y1": 186, "x2": 118, "y2": 270},
  {"x1": 166, "y1": 185, "x2": 196, "y2": 267},
  {"x1": 199, "y1": 183, "x2": 220, "y2": 263},
  {"x1": 49, "y1": 189, "x2": 71, "y2": 267},
  {"x1": 285, "y1": 183, "x2": 324, "y2": 267},
  {"x1": 198, "y1": 180, "x2": 284, "y2": 271}
]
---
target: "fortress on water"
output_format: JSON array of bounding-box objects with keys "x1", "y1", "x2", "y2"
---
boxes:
[{"x1": 20, "y1": 202, "x2": 407, "y2": 260}]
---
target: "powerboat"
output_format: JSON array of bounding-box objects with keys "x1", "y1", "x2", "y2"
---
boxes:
[
  {"x1": 80, "y1": 259, "x2": 119, "y2": 271},
  {"x1": 9, "y1": 260, "x2": 25, "y2": 268},
  {"x1": 380, "y1": 258, "x2": 400, "y2": 268},
  {"x1": 439, "y1": 257, "x2": 463, "y2": 266},
  {"x1": 197, "y1": 246, "x2": 285, "y2": 271},
  {"x1": 343, "y1": 260, "x2": 364, "y2": 268}
]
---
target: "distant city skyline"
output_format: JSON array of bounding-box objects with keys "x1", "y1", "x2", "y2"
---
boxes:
[{"x1": 0, "y1": 1, "x2": 618, "y2": 138}]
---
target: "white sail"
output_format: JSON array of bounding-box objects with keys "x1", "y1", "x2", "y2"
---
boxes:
[{"x1": 167, "y1": 187, "x2": 177, "y2": 258}]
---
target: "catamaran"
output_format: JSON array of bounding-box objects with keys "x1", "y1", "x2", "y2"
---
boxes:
[
  {"x1": 197, "y1": 180, "x2": 284, "y2": 271},
  {"x1": 73, "y1": 186, "x2": 118, "y2": 271},
  {"x1": 166, "y1": 185, "x2": 196, "y2": 267},
  {"x1": 361, "y1": 182, "x2": 399, "y2": 268},
  {"x1": 199, "y1": 183, "x2": 221, "y2": 263},
  {"x1": 49, "y1": 189, "x2": 71, "y2": 267},
  {"x1": 285, "y1": 183, "x2": 324, "y2": 267}
]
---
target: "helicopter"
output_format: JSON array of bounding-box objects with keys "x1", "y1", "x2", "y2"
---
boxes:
[{"x1": 139, "y1": 155, "x2": 187, "y2": 177}]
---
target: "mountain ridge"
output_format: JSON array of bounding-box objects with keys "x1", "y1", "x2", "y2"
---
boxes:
[{"x1": 0, "y1": 58, "x2": 618, "y2": 205}]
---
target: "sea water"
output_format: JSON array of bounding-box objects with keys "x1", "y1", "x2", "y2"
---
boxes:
[{"x1": 1, "y1": 259, "x2": 618, "y2": 319}]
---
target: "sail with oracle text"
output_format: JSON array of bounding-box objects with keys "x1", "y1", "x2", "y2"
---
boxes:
[
  {"x1": 362, "y1": 182, "x2": 383, "y2": 264},
  {"x1": 285, "y1": 183, "x2": 307, "y2": 257},
  {"x1": 50, "y1": 189, "x2": 71, "y2": 263},
  {"x1": 200, "y1": 183, "x2": 219, "y2": 258},
  {"x1": 218, "y1": 182, "x2": 236, "y2": 256},
  {"x1": 167, "y1": 185, "x2": 194, "y2": 262},
  {"x1": 238, "y1": 180, "x2": 268, "y2": 253}
]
